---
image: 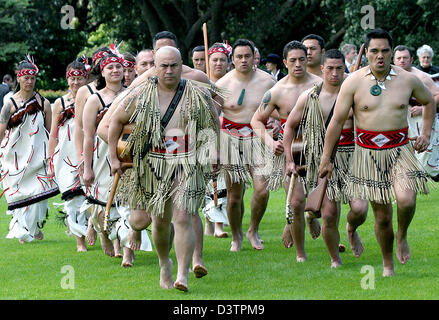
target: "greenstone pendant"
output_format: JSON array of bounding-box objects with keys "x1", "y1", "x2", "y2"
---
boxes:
[
  {"x1": 370, "y1": 84, "x2": 382, "y2": 96},
  {"x1": 237, "y1": 89, "x2": 245, "y2": 105}
]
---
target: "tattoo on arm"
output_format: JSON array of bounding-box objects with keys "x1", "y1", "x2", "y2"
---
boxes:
[
  {"x1": 0, "y1": 104, "x2": 11, "y2": 124},
  {"x1": 258, "y1": 91, "x2": 272, "y2": 112}
]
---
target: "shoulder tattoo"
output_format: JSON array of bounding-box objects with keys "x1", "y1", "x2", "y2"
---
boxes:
[
  {"x1": 258, "y1": 91, "x2": 272, "y2": 112},
  {"x1": 0, "y1": 103, "x2": 12, "y2": 124}
]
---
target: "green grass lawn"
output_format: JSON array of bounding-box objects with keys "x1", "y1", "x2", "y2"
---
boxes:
[{"x1": 0, "y1": 185, "x2": 439, "y2": 300}]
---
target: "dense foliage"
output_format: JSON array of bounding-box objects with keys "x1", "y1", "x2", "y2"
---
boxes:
[{"x1": 1, "y1": 0, "x2": 438, "y2": 90}]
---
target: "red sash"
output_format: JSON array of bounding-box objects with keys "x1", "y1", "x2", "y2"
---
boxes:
[
  {"x1": 356, "y1": 127, "x2": 409, "y2": 149},
  {"x1": 221, "y1": 117, "x2": 254, "y2": 137},
  {"x1": 280, "y1": 119, "x2": 287, "y2": 136},
  {"x1": 339, "y1": 128, "x2": 355, "y2": 146}
]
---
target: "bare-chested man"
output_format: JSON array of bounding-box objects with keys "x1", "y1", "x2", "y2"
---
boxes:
[
  {"x1": 102, "y1": 31, "x2": 215, "y2": 278},
  {"x1": 250, "y1": 40, "x2": 321, "y2": 260},
  {"x1": 283, "y1": 49, "x2": 368, "y2": 267},
  {"x1": 302, "y1": 34, "x2": 326, "y2": 78},
  {"x1": 216, "y1": 39, "x2": 276, "y2": 251},
  {"x1": 319, "y1": 28, "x2": 434, "y2": 276},
  {"x1": 108, "y1": 46, "x2": 219, "y2": 291}
]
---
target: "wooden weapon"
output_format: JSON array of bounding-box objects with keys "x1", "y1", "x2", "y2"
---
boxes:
[
  {"x1": 202, "y1": 22, "x2": 218, "y2": 206},
  {"x1": 303, "y1": 43, "x2": 365, "y2": 214},
  {"x1": 103, "y1": 125, "x2": 134, "y2": 233}
]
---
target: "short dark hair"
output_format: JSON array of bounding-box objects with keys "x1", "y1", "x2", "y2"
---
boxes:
[
  {"x1": 282, "y1": 41, "x2": 307, "y2": 59},
  {"x1": 301, "y1": 34, "x2": 325, "y2": 50},
  {"x1": 192, "y1": 45, "x2": 205, "y2": 55},
  {"x1": 66, "y1": 60, "x2": 86, "y2": 73},
  {"x1": 365, "y1": 28, "x2": 393, "y2": 49},
  {"x1": 152, "y1": 31, "x2": 178, "y2": 48},
  {"x1": 322, "y1": 49, "x2": 345, "y2": 65},
  {"x1": 231, "y1": 39, "x2": 255, "y2": 57},
  {"x1": 3, "y1": 74, "x2": 12, "y2": 82},
  {"x1": 394, "y1": 45, "x2": 414, "y2": 58}
]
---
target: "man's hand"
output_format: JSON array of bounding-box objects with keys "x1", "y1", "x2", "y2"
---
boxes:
[
  {"x1": 318, "y1": 157, "x2": 333, "y2": 179},
  {"x1": 110, "y1": 158, "x2": 123, "y2": 177},
  {"x1": 271, "y1": 140, "x2": 284, "y2": 156},
  {"x1": 409, "y1": 105, "x2": 423, "y2": 117},
  {"x1": 285, "y1": 160, "x2": 298, "y2": 177},
  {"x1": 410, "y1": 135, "x2": 430, "y2": 153}
]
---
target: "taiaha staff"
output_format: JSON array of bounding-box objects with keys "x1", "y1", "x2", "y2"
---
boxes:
[
  {"x1": 304, "y1": 43, "x2": 366, "y2": 214},
  {"x1": 202, "y1": 22, "x2": 218, "y2": 206}
]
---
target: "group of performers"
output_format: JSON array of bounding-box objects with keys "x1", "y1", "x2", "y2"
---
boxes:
[{"x1": 0, "y1": 27, "x2": 438, "y2": 291}]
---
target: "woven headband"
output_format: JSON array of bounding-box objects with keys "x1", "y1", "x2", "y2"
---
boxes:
[
  {"x1": 100, "y1": 56, "x2": 124, "y2": 71},
  {"x1": 66, "y1": 69, "x2": 88, "y2": 79},
  {"x1": 208, "y1": 46, "x2": 229, "y2": 56},
  {"x1": 92, "y1": 51, "x2": 108, "y2": 65},
  {"x1": 122, "y1": 60, "x2": 135, "y2": 69},
  {"x1": 16, "y1": 68, "x2": 38, "y2": 78}
]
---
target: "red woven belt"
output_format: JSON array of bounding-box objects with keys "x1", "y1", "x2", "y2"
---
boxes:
[{"x1": 356, "y1": 127, "x2": 408, "y2": 149}]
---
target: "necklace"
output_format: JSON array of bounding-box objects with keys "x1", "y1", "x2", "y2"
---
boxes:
[
  {"x1": 368, "y1": 67, "x2": 396, "y2": 96},
  {"x1": 237, "y1": 88, "x2": 245, "y2": 105},
  {"x1": 106, "y1": 85, "x2": 123, "y2": 95}
]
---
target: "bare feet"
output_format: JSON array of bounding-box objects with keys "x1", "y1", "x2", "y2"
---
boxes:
[
  {"x1": 122, "y1": 248, "x2": 134, "y2": 267},
  {"x1": 246, "y1": 230, "x2": 264, "y2": 250},
  {"x1": 99, "y1": 233, "x2": 115, "y2": 257},
  {"x1": 331, "y1": 259, "x2": 342, "y2": 268},
  {"x1": 383, "y1": 265, "x2": 395, "y2": 277},
  {"x1": 113, "y1": 239, "x2": 122, "y2": 258},
  {"x1": 160, "y1": 258, "x2": 174, "y2": 289},
  {"x1": 86, "y1": 217, "x2": 97, "y2": 246},
  {"x1": 282, "y1": 224, "x2": 294, "y2": 248},
  {"x1": 230, "y1": 230, "x2": 243, "y2": 252},
  {"x1": 35, "y1": 231, "x2": 44, "y2": 241},
  {"x1": 346, "y1": 223, "x2": 364, "y2": 257},
  {"x1": 174, "y1": 281, "x2": 189, "y2": 292},
  {"x1": 204, "y1": 220, "x2": 214, "y2": 236},
  {"x1": 396, "y1": 233, "x2": 411, "y2": 264},
  {"x1": 296, "y1": 255, "x2": 307, "y2": 263},
  {"x1": 193, "y1": 264, "x2": 208, "y2": 278},
  {"x1": 76, "y1": 236, "x2": 87, "y2": 252},
  {"x1": 129, "y1": 229, "x2": 142, "y2": 251},
  {"x1": 214, "y1": 223, "x2": 228, "y2": 238},
  {"x1": 305, "y1": 211, "x2": 321, "y2": 239}
]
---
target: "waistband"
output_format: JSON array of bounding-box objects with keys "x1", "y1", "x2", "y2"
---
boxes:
[
  {"x1": 356, "y1": 127, "x2": 408, "y2": 149},
  {"x1": 151, "y1": 135, "x2": 190, "y2": 154},
  {"x1": 221, "y1": 117, "x2": 254, "y2": 137},
  {"x1": 339, "y1": 128, "x2": 355, "y2": 146}
]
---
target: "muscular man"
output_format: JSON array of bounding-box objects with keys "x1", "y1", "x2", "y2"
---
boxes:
[
  {"x1": 250, "y1": 40, "x2": 321, "y2": 260},
  {"x1": 283, "y1": 49, "x2": 368, "y2": 267},
  {"x1": 108, "y1": 46, "x2": 219, "y2": 291},
  {"x1": 319, "y1": 28, "x2": 434, "y2": 276},
  {"x1": 302, "y1": 34, "x2": 326, "y2": 78},
  {"x1": 216, "y1": 39, "x2": 276, "y2": 251}
]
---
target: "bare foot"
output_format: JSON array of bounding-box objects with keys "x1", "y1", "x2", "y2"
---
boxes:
[
  {"x1": 160, "y1": 258, "x2": 174, "y2": 289},
  {"x1": 246, "y1": 230, "x2": 264, "y2": 250},
  {"x1": 383, "y1": 266, "x2": 394, "y2": 277},
  {"x1": 331, "y1": 259, "x2": 342, "y2": 268},
  {"x1": 99, "y1": 233, "x2": 115, "y2": 257},
  {"x1": 214, "y1": 223, "x2": 228, "y2": 238},
  {"x1": 396, "y1": 233, "x2": 411, "y2": 264},
  {"x1": 76, "y1": 236, "x2": 87, "y2": 252},
  {"x1": 204, "y1": 220, "x2": 214, "y2": 236},
  {"x1": 282, "y1": 224, "x2": 294, "y2": 248},
  {"x1": 35, "y1": 231, "x2": 44, "y2": 241},
  {"x1": 121, "y1": 248, "x2": 134, "y2": 267},
  {"x1": 346, "y1": 223, "x2": 364, "y2": 257},
  {"x1": 113, "y1": 239, "x2": 122, "y2": 258},
  {"x1": 193, "y1": 264, "x2": 208, "y2": 278},
  {"x1": 86, "y1": 218, "x2": 97, "y2": 246},
  {"x1": 305, "y1": 211, "x2": 321, "y2": 239},
  {"x1": 174, "y1": 281, "x2": 189, "y2": 292},
  {"x1": 296, "y1": 255, "x2": 307, "y2": 263},
  {"x1": 129, "y1": 229, "x2": 142, "y2": 251},
  {"x1": 230, "y1": 239, "x2": 242, "y2": 252}
]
